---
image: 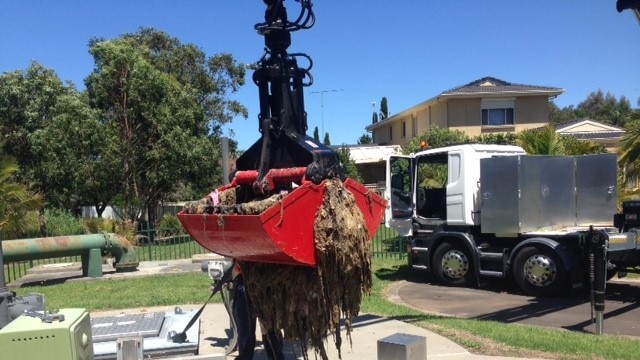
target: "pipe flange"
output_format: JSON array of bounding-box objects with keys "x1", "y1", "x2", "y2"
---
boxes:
[{"x1": 115, "y1": 262, "x2": 139, "y2": 273}]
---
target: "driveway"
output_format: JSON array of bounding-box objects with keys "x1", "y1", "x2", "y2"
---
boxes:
[{"x1": 386, "y1": 275, "x2": 640, "y2": 337}]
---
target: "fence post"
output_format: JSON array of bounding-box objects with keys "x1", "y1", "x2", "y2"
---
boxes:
[{"x1": 144, "y1": 222, "x2": 153, "y2": 261}]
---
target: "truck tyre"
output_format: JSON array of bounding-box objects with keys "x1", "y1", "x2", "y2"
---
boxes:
[
  {"x1": 432, "y1": 242, "x2": 474, "y2": 287},
  {"x1": 513, "y1": 246, "x2": 569, "y2": 296}
]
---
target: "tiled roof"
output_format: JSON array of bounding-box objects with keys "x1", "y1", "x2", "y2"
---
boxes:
[
  {"x1": 568, "y1": 132, "x2": 624, "y2": 140},
  {"x1": 553, "y1": 119, "x2": 583, "y2": 129},
  {"x1": 555, "y1": 119, "x2": 624, "y2": 132},
  {"x1": 554, "y1": 119, "x2": 624, "y2": 131},
  {"x1": 554, "y1": 119, "x2": 625, "y2": 141},
  {"x1": 442, "y1": 76, "x2": 563, "y2": 95}
]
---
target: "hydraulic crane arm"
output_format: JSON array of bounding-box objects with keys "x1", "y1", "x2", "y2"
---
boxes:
[
  {"x1": 236, "y1": 0, "x2": 345, "y2": 196},
  {"x1": 178, "y1": 0, "x2": 386, "y2": 267},
  {"x1": 617, "y1": 0, "x2": 640, "y2": 23}
]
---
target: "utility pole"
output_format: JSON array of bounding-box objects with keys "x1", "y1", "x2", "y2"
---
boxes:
[{"x1": 309, "y1": 89, "x2": 343, "y2": 137}]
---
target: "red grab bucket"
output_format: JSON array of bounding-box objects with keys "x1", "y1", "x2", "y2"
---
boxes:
[{"x1": 177, "y1": 178, "x2": 387, "y2": 267}]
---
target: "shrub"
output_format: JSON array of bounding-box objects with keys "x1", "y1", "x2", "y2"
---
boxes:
[
  {"x1": 44, "y1": 209, "x2": 85, "y2": 236},
  {"x1": 158, "y1": 214, "x2": 183, "y2": 238},
  {"x1": 2, "y1": 209, "x2": 87, "y2": 239},
  {"x1": 100, "y1": 219, "x2": 117, "y2": 233},
  {"x1": 0, "y1": 211, "x2": 40, "y2": 239},
  {"x1": 114, "y1": 219, "x2": 137, "y2": 244},
  {"x1": 83, "y1": 217, "x2": 103, "y2": 234}
]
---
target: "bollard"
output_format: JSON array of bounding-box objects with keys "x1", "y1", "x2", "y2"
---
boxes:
[
  {"x1": 116, "y1": 336, "x2": 143, "y2": 360},
  {"x1": 377, "y1": 333, "x2": 426, "y2": 360}
]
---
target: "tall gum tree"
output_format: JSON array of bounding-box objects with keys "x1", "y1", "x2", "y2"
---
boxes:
[{"x1": 85, "y1": 28, "x2": 247, "y2": 225}]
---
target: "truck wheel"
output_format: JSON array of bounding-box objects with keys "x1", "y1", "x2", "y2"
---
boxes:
[
  {"x1": 513, "y1": 246, "x2": 568, "y2": 296},
  {"x1": 432, "y1": 242, "x2": 474, "y2": 286}
]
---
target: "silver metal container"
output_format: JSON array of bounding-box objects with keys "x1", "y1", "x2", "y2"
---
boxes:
[{"x1": 480, "y1": 153, "x2": 617, "y2": 234}]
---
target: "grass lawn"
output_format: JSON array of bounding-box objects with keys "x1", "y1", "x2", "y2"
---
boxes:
[
  {"x1": 15, "y1": 257, "x2": 640, "y2": 360},
  {"x1": 366, "y1": 258, "x2": 640, "y2": 360}
]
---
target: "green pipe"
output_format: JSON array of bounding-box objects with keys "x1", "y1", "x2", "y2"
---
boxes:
[
  {"x1": 104, "y1": 233, "x2": 139, "y2": 271},
  {"x1": 1, "y1": 233, "x2": 138, "y2": 271}
]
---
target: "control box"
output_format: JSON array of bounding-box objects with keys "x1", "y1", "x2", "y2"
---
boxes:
[{"x1": 0, "y1": 308, "x2": 93, "y2": 360}]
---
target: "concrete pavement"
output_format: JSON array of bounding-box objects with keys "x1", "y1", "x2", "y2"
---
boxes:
[
  {"x1": 12, "y1": 258, "x2": 543, "y2": 359},
  {"x1": 92, "y1": 302, "x2": 537, "y2": 360}
]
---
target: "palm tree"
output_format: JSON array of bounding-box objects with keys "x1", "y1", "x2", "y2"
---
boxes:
[
  {"x1": 617, "y1": 111, "x2": 640, "y2": 202},
  {"x1": 618, "y1": 112, "x2": 640, "y2": 166},
  {"x1": 517, "y1": 124, "x2": 564, "y2": 155},
  {"x1": 0, "y1": 156, "x2": 43, "y2": 238}
]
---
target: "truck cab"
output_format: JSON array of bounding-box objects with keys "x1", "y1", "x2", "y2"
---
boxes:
[{"x1": 386, "y1": 144, "x2": 526, "y2": 235}]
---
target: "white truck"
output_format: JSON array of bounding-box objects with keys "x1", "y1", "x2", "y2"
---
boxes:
[{"x1": 385, "y1": 143, "x2": 640, "y2": 296}]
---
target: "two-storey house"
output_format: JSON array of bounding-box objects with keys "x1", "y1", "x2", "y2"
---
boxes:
[{"x1": 366, "y1": 76, "x2": 564, "y2": 146}]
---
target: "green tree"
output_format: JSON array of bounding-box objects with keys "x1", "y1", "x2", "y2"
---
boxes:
[
  {"x1": 85, "y1": 28, "x2": 247, "y2": 225},
  {"x1": 548, "y1": 101, "x2": 577, "y2": 124},
  {"x1": 549, "y1": 93, "x2": 634, "y2": 127},
  {"x1": 0, "y1": 62, "x2": 101, "y2": 215},
  {"x1": 473, "y1": 132, "x2": 518, "y2": 145},
  {"x1": 357, "y1": 133, "x2": 372, "y2": 144},
  {"x1": 0, "y1": 62, "x2": 71, "y2": 185},
  {"x1": 313, "y1": 126, "x2": 320, "y2": 141},
  {"x1": 404, "y1": 126, "x2": 470, "y2": 154},
  {"x1": 575, "y1": 90, "x2": 633, "y2": 127},
  {"x1": 380, "y1": 97, "x2": 389, "y2": 120},
  {"x1": 323, "y1": 132, "x2": 331, "y2": 145},
  {"x1": 559, "y1": 135, "x2": 606, "y2": 155},
  {"x1": 117, "y1": 28, "x2": 248, "y2": 132},
  {"x1": 30, "y1": 92, "x2": 118, "y2": 215},
  {"x1": 336, "y1": 146, "x2": 362, "y2": 182}
]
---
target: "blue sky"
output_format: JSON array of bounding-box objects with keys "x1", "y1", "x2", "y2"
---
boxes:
[{"x1": 1, "y1": 1, "x2": 639, "y2": 150}]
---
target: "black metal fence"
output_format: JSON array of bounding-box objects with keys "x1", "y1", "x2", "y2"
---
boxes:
[
  {"x1": 371, "y1": 224, "x2": 408, "y2": 258},
  {"x1": 3, "y1": 224, "x2": 406, "y2": 284}
]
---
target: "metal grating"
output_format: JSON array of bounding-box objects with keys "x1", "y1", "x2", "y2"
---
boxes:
[{"x1": 91, "y1": 312, "x2": 165, "y2": 343}]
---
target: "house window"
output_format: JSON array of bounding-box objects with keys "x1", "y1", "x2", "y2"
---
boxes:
[
  {"x1": 411, "y1": 116, "x2": 417, "y2": 137},
  {"x1": 482, "y1": 108, "x2": 514, "y2": 125},
  {"x1": 481, "y1": 99, "x2": 515, "y2": 126},
  {"x1": 401, "y1": 121, "x2": 406, "y2": 138},
  {"x1": 389, "y1": 126, "x2": 393, "y2": 141}
]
